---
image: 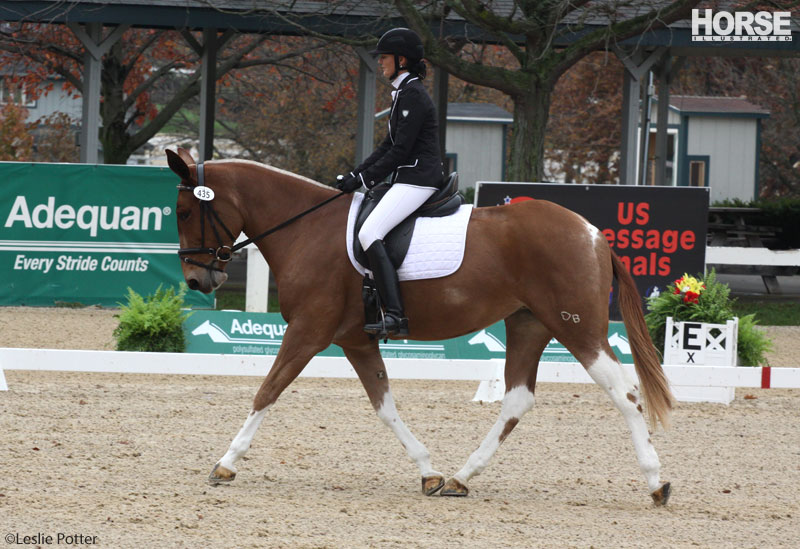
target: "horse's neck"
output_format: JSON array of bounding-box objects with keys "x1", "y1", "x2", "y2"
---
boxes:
[{"x1": 233, "y1": 163, "x2": 339, "y2": 276}]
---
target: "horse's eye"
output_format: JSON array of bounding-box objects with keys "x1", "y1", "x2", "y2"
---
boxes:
[{"x1": 178, "y1": 210, "x2": 191, "y2": 221}]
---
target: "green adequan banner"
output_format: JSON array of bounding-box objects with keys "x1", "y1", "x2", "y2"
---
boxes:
[
  {"x1": 0, "y1": 162, "x2": 213, "y2": 307},
  {"x1": 184, "y1": 311, "x2": 634, "y2": 364}
]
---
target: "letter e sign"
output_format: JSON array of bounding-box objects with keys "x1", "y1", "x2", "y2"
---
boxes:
[{"x1": 682, "y1": 322, "x2": 704, "y2": 351}]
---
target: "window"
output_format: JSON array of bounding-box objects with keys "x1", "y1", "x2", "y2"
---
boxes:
[
  {"x1": 689, "y1": 160, "x2": 706, "y2": 187},
  {"x1": 0, "y1": 78, "x2": 36, "y2": 107}
]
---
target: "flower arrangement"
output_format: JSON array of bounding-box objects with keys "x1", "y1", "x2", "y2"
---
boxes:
[
  {"x1": 645, "y1": 270, "x2": 772, "y2": 366},
  {"x1": 673, "y1": 273, "x2": 705, "y2": 304}
]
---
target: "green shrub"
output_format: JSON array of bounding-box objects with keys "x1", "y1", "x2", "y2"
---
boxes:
[
  {"x1": 645, "y1": 270, "x2": 772, "y2": 366},
  {"x1": 114, "y1": 285, "x2": 191, "y2": 352}
]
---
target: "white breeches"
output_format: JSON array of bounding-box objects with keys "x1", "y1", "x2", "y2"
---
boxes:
[{"x1": 358, "y1": 184, "x2": 436, "y2": 250}]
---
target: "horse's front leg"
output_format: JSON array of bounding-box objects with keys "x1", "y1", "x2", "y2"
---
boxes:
[
  {"x1": 343, "y1": 344, "x2": 445, "y2": 496},
  {"x1": 209, "y1": 321, "x2": 332, "y2": 485}
]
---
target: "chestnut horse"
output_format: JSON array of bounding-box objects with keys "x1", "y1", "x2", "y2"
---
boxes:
[{"x1": 167, "y1": 148, "x2": 674, "y2": 505}]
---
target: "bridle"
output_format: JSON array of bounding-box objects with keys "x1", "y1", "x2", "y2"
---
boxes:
[{"x1": 176, "y1": 162, "x2": 347, "y2": 273}]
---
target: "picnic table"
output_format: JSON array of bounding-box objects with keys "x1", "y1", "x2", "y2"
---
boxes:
[{"x1": 706, "y1": 207, "x2": 799, "y2": 294}]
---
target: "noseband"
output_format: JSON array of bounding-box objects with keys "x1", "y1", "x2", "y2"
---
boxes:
[{"x1": 177, "y1": 162, "x2": 347, "y2": 273}]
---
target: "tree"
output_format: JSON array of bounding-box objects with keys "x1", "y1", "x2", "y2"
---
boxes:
[
  {"x1": 180, "y1": 38, "x2": 362, "y2": 182},
  {"x1": 675, "y1": 56, "x2": 800, "y2": 198},
  {"x1": 0, "y1": 24, "x2": 318, "y2": 164},
  {"x1": 0, "y1": 100, "x2": 33, "y2": 161},
  {"x1": 547, "y1": 52, "x2": 624, "y2": 183},
  {"x1": 32, "y1": 112, "x2": 80, "y2": 163},
  {"x1": 394, "y1": 0, "x2": 701, "y2": 182}
]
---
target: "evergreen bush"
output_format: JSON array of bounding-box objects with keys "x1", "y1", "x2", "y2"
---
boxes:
[{"x1": 113, "y1": 285, "x2": 191, "y2": 352}]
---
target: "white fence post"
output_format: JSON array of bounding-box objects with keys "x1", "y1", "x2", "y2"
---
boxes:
[
  {"x1": 245, "y1": 244, "x2": 270, "y2": 313},
  {"x1": 0, "y1": 366, "x2": 7, "y2": 391}
]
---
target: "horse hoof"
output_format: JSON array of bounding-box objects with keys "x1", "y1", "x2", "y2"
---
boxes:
[
  {"x1": 208, "y1": 463, "x2": 236, "y2": 486},
  {"x1": 651, "y1": 482, "x2": 671, "y2": 506},
  {"x1": 422, "y1": 474, "x2": 445, "y2": 496},
  {"x1": 440, "y1": 478, "x2": 469, "y2": 497}
]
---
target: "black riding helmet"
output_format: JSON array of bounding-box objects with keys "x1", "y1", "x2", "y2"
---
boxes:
[{"x1": 370, "y1": 28, "x2": 424, "y2": 80}]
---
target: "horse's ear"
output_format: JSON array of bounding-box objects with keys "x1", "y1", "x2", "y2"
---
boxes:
[
  {"x1": 166, "y1": 148, "x2": 192, "y2": 182},
  {"x1": 177, "y1": 147, "x2": 195, "y2": 167}
]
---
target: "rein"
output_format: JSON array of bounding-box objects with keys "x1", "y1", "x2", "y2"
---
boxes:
[{"x1": 177, "y1": 162, "x2": 347, "y2": 272}]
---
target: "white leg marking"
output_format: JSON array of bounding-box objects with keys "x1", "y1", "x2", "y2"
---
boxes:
[
  {"x1": 218, "y1": 407, "x2": 269, "y2": 472},
  {"x1": 454, "y1": 385, "x2": 535, "y2": 484},
  {"x1": 377, "y1": 391, "x2": 440, "y2": 477},
  {"x1": 586, "y1": 351, "x2": 662, "y2": 492}
]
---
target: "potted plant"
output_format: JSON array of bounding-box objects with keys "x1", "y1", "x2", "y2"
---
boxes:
[{"x1": 645, "y1": 270, "x2": 772, "y2": 366}]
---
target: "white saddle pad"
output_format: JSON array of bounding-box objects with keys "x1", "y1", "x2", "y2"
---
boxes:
[{"x1": 346, "y1": 192, "x2": 473, "y2": 281}]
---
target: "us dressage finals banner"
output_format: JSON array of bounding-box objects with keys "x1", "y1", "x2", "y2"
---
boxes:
[
  {"x1": 0, "y1": 162, "x2": 213, "y2": 308},
  {"x1": 475, "y1": 182, "x2": 709, "y2": 315}
]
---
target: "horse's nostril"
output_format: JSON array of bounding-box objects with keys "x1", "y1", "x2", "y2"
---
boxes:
[{"x1": 187, "y1": 278, "x2": 200, "y2": 291}]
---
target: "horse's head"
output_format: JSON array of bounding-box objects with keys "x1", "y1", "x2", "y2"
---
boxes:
[{"x1": 167, "y1": 147, "x2": 244, "y2": 293}]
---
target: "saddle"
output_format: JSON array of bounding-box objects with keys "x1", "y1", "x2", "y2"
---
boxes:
[{"x1": 353, "y1": 172, "x2": 463, "y2": 271}]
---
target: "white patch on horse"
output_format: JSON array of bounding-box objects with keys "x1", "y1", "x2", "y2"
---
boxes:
[
  {"x1": 217, "y1": 407, "x2": 269, "y2": 472},
  {"x1": 377, "y1": 391, "x2": 441, "y2": 478},
  {"x1": 586, "y1": 350, "x2": 662, "y2": 492},
  {"x1": 583, "y1": 219, "x2": 603, "y2": 248},
  {"x1": 453, "y1": 385, "x2": 535, "y2": 484}
]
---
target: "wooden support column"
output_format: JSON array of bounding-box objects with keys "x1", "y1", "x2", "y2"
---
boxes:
[
  {"x1": 69, "y1": 22, "x2": 128, "y2": 163},
  {"x1": 433, "y1": 65, "x2": 449, "y2": 161},
  {"x1": 654, "y1": 55, "x2": 685, "y2": 187},
  {"x1": 614, "y1": 47, "x2": 666, "y2": 185},
  {"x1": 354, "y1": 47, "x2": 377, "y2": 166},
  {"x1": 199, "y1": 28, "x2": 217, "y2": 162}
]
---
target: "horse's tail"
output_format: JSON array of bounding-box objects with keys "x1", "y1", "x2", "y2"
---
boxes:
[{"x1": 611, "y1": 251, "x2": 674, "y2": 429}]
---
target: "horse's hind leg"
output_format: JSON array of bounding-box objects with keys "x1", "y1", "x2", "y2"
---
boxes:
[
  {"x1": 343, "y1": 344, "x2": 445, "y2": 496},
  {"x1": 441, "y1": 309, "x2": 549, "y2": 497},
  {"x1": 209, "y1": 321, "x2": 332, "y2": 485},
  {"x1": 577, "y1": 344, "x2": 669, "y2": 505}
]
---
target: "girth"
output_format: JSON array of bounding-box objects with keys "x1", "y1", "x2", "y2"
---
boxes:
[{"x1": 353, "y1": 172, "x2": 463, "y2": 270}]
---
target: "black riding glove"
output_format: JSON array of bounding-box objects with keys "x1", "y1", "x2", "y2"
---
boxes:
[{"x1": 336, "y1": 172, "x2": 362, "y2": 193}]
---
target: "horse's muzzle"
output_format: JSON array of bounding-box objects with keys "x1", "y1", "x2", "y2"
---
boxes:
[{"x1": 186, "y1": 266, "x2": 228, "y2": 294}]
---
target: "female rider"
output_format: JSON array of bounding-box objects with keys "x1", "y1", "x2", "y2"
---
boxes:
[{"x1": 337, "y1": 27, "x2": 445, "y2": 337}]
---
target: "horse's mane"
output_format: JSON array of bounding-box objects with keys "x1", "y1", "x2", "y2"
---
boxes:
[{"x1": 209, "y1": 158, "x2": 331, "y2": 191}]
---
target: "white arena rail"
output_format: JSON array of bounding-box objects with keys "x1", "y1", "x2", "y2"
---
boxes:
[{"x1": 2, "y1": 349, "x2": 798, "y2": 402}]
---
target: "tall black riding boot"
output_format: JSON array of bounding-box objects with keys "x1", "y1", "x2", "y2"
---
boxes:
[{"x1": 363, "y1": 241, "x2": 409, "y2": 337}]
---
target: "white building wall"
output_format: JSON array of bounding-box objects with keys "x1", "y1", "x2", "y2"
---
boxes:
[
  {"x1": 25, "y1": 80, "x2": 82, "y2": 123},
  {"x1": 445, "y1": 121, "x2": 505, "y2": 189},
  {"x1": 687, "y1": 117, "x2": 757, "y2": 202}
]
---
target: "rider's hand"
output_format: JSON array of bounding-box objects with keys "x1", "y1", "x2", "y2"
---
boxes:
[{"x1": 336, "y1": 172, "x2": 362, "y2": 193}]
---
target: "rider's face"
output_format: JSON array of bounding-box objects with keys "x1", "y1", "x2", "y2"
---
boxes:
[
  {"x1": 378, "y1": 54, "x2": 407, "y2": 79},
  {"x1": 378, "y1": 54, "x2": 395, "y2": 78}
]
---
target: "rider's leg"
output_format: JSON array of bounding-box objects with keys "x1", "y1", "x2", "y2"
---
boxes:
[{"x1": 358, "y1": 183, "x2": 435, "y2": 336}]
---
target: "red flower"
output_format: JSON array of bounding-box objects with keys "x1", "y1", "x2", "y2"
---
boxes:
[{"x1": 683, "y1": 291, "x2": 700, "y2": 304}]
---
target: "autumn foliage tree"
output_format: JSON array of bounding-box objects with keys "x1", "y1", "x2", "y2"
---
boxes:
[
  {"x1": 394, "y1": 0, "x2": 701, "y2": 182},
  {"x1": 547, "y1": 52, "x2": 624, "y2": 184},
  {"x1": 675, "y1": 57, "x2": 800, "y2": 198},
  {"x1": 0, "y1": 23, "x2": 318, "y2": 164},
  {"x1": 0, "y1": 100, "x2": 33, "y2": 161}
]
